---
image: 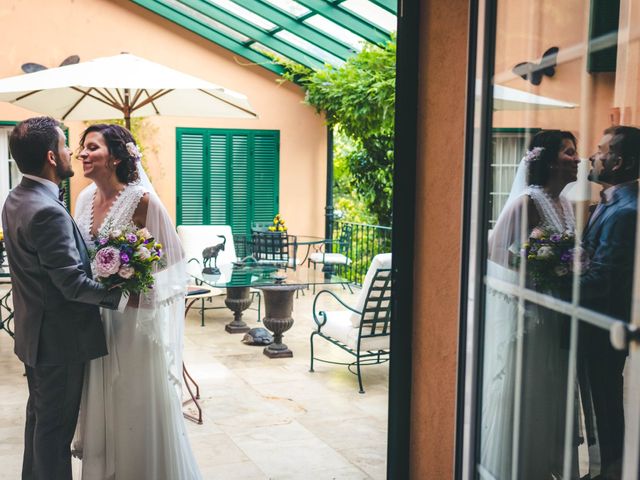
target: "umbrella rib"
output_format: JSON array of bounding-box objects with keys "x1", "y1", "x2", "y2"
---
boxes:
[
  {"x1": 70, "y1": 87, "x2": 121, "y2": 109},
  {"x1": 198, "y1": 89, "x2": 257, "y2": 117},
  {"x1": 130, "y1": 89, "x2": 173, "y2": 114},
  {"x1": 61, "y1": 87, "x2": 118, "y2": 120},
  {"x1": 100, "y1": 88, "x2": 121, "y2": 106},
  {"x1": 130, "y1": 89, "x2": 145, "y2": 108}
]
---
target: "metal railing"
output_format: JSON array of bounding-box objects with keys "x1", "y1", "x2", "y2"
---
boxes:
[{"x1": 332, "y1": 221, "x2": 392, "y2": 286}]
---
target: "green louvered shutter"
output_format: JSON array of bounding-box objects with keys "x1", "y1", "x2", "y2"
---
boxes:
[
  {"x1": 177, "y1": 131, "x2": 205, "y2": 225},
  {"x1": 230, "y1": 134, "x2": 250, "y2": 236},
  {"x1": 209, "y1": 133, "x2": 228, "y2": 225},
  {"x1": 177, "y1": 129, "x2": 279, "y2": 231},
  {"x1": 252, "y1": 131, "x2": 279, "y2": 224}
]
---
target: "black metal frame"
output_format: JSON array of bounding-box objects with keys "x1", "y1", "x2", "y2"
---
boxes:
[
  {"x1": 309, "y1": 268, "x2": 392, "y2": 394},
  {"x1": 388, "y1": 0, "x2": 418, "y2": 476},
  {"x1": 251, "y1": 232, "x2": 298, "y2": 270}
]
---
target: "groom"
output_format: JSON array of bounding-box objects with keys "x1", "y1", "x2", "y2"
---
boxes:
[
  {"x1": 2, "y1": 117, "x2": 126, "y2": 480},
  {"x1": 581, "y1": 125, "x2": 640, "y2": 479}
]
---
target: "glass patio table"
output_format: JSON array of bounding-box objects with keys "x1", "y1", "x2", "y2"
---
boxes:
[{"x1": 187, "y1": 261, "x2": 348, "y2": 358}]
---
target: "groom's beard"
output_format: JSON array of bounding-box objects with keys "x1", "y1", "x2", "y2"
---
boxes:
[{"x1": 54, "y1": 151, "x2": 74, "y2": 180}]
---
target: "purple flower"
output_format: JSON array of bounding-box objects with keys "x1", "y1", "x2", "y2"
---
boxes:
[
  {"x1": 120, "y1": 252, "x2": 130, "y2": 263},
  {"x1": 126, "y1": 233, "x2": 137, "y2": 243},
  {"x1": 99, "y1": 237, "x2": 108, "y2": 245},
  {"x1": 550, "y1": 233, "x2": 562, "y2": 242},
  {"x1": 94, "y1": 246, "x2": 121, "y2": 277},
  {"x1": 560, "y1": 252, "x2": 572, "y2": 262}
]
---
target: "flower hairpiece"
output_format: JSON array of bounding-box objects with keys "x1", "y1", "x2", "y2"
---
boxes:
[
  {"x1": 126, "y1": 142, "x2": 142, "y2": 162},
  {"x1": 524, "y1": 146, "x2": 544, "y2": 163}
]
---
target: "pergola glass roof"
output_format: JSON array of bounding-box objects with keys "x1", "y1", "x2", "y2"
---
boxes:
[{"x1": 131, "y1": 0, "x2": 397, "y2": 75}]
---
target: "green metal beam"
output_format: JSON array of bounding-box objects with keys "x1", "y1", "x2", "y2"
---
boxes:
[
  {"x1": 242, "y1": 0, "x2": 356, "y2": 60},
  {"x1": 131, "y1": 0, "x2": 284, "y2": 75},
  {"x1": 296, "y1": 0, "x2": 391, "y2": 45},
  {"x1": 367, "y1": 0, "x2": 398, "y2": 15},
  {"x1": 177, "y1": 0, "x2": 328, "y2": 69}
]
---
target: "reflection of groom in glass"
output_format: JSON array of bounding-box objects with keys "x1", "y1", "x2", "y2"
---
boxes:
[{"x1": 581, "y1": 125, "x2": 640, "y2": 479}]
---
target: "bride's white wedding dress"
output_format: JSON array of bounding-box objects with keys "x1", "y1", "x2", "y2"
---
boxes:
[
  {"x1": 74, "y1": 183, "x2": 202, "y2": 480},
  {"x1": 481, "y1": 185, "x2": 576, "y2": 479}
]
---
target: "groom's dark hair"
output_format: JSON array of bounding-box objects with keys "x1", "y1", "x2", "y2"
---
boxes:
[
  {"x1": 9, "y1": 116, "x2": 61, "y2": 175},
  {"x1": 606, "y1": 125, "x2": 640, "y2": 181}
]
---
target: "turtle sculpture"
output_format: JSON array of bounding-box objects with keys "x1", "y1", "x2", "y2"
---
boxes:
[
  {"x1": 202, "y1": 235, "x2": 226, "y2": 274},
  {"x1": 242, "y1": 327, "x2": 273, "y2": 346}
]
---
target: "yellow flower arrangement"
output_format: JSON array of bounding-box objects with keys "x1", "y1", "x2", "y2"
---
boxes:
[{"x1": 267, "y1": 213, "x2": 287, "y2": 232}]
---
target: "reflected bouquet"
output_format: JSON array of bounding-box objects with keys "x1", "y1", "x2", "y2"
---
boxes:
[
  {"x1": 91, "y1": 225, "x2": 164, "y2": 294},
  {"x1": 524, "y1": 228, "x2": 589, "y2": 291}
]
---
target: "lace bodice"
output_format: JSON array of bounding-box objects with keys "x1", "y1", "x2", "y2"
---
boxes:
[
  {"x1": 75, "y1": 184, "x2": 146, "y2": 245},
  {"x1": 526, "y1": 185, "x2": 575, "y2": 233}
]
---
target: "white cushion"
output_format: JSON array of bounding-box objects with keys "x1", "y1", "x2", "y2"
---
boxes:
[
  {"x1": 309, "y1": 252, "x2": 352, "y2": 265},
  {"x1": 350, "y1": 253, "x2": 392, "y2": 328},
  {"x1": 177, "y1": 225, "x2": 238, "y2": 267},
  {"x1": 320, "y1": 311, "x2": 390, "y2": 351}
]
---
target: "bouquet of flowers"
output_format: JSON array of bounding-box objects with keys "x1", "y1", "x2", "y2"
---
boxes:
[
  {"x1": 91, "y1": 225, "x2": 164, "y2": 294},
  {"x1": 524, "y1": 228, "x2": 589, "y2": 291},
  {"x1": 268, "y1": 213, "x2": 287, "y2": 232}
]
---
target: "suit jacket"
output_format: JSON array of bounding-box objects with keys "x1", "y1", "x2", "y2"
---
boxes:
[
  {"x1": 580, "y1": 181, "x2": 638, "y2": 322},
  {"x1": 1, "y1": 178, "x2": 121, "y2": 366}
]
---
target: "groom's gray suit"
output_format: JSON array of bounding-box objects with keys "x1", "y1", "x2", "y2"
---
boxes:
[{"x1": 2, "y1": 177, "x2": 122, "y2": 480}]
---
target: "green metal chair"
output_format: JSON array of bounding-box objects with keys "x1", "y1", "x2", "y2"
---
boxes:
[{"x1": 310, "y1": 253, "x2": 392, "y2": 393}]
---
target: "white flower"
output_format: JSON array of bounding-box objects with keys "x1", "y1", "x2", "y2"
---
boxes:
[
  {"x1": 136, "y1": 246, "x2": 151, "y2": 260},
  {"x1": 109, "y1": 228, "x2": 122, "y2": 238},
  {"x1": 554, "y1": 265, "x2": 569, "y2": 276},
  {"x1": 136, "y1": 228, "x2": 151, "y2": 240},
  {"x1": 536, "y1": 246, "x2": 554, "y2": 259},
  {"x1": 525, "y1": 146, "x2": 544, "y2": 163},
  {"x1": 126, "y1": 142, "x2": 142, "y2": 161},
  {"x1": 118, "y1": 264, "x2": 135, "y2": 279}
]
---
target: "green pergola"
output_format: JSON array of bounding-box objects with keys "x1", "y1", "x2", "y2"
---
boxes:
[
  {"x1": 130, "y1": 0, "x2": 397, "y2": 239},
  {"x1": 130, "y1": 0, "x2": 396, "y2": 74}
]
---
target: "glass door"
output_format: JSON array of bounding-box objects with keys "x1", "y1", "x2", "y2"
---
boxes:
[{"x1": 463, "y1": 0, "x2": 640, "y2": 478}]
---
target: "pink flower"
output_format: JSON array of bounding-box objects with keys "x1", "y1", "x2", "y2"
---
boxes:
[
  {"x1": 94, "y1": 247, "x2": 121, "y2": 277},
  {"x1": 118, "y1": 264, "x2": 135, "y2": 279},
  {"x1": 530, "y1": 227, "x2": 545, "y2": 239}
]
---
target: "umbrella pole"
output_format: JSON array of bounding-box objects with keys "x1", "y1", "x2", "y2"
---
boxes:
[{"x1": 124, "y1": 88, "x2": 131, "y2": 131}]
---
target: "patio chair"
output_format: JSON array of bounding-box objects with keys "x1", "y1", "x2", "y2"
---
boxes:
[
  {"x1": 177, "y1": 225, "x2": 261, "y2": 325},
  {"x1": 307, "y1": 224, "x2": 353, "y2": 293},
  {"x1": 251, "y1": 231, "x2": 299, "y2": 270},
  {"x1": 310, "y1": 253, "x2": 392, "y2": 393}
]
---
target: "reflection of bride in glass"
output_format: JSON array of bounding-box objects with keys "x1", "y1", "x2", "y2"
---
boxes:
[{"x1": 481, "y1": 130, "x2": 580, "y2": 479}]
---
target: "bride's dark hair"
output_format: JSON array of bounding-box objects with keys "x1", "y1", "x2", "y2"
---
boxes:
[
  {"x1": 80, "y1": 124, "x2": 140, "y2": 184},
  {"x1": 527, "y1": 129, "x2": 577, "y2": 186}
]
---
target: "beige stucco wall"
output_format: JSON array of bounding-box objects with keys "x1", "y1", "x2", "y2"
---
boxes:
[
  {"x1": 492, "y1": 0, "x2": 616, "y2": 156},
  {"x1": 410, "y1": 0, "x2": 469, "y2": 477},
  {"x1": 0, "y1": 0, "x2": 327, "y2": 237}
]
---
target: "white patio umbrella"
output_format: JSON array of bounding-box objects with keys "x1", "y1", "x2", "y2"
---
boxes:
[
  {"x1": 493, "y1": 84, "x2": 577, "y2": 110},
  {"x1": 0, "y1": 53, "x2": 256, "y2": 128}
]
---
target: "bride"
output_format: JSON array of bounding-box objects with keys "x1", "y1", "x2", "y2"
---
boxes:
[
  {"x1": 481, "y1": 130, "x2": 580, "y2": 479},
  {"x1": 73, "y1": 124, "x2": 202, "y2": 479}
]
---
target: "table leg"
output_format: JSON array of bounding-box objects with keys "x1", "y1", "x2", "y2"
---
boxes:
[
  {"x1": 260, "y1": 286, "x2": 300, "y2": 358},
  {"x1": 182, "y1": 363, "x2": 202, "y2": 425},
  {"x1": 224, "y1": 286, "x2": 252, "y2": 334}
]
